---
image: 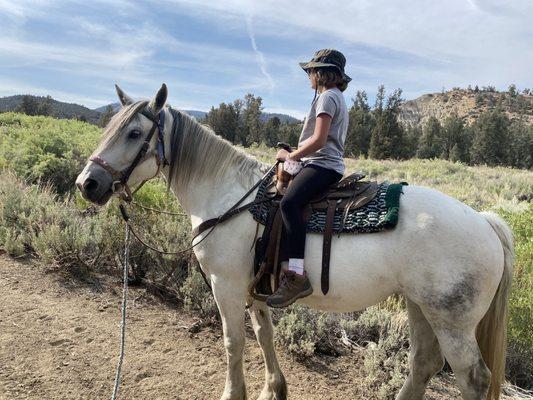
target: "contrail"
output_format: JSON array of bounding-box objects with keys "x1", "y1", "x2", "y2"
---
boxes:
[{"x1": 245, "y1": 13, "x2": 275, "y2": 94}]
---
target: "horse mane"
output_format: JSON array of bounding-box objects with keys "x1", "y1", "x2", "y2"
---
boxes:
[{"x1": 167, "y1": 108, "x2": 269, "y2": 190}]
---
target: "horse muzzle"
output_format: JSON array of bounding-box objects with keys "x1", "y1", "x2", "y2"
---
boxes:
[{"x1": 76, "y1": 165, "x2": 114, "y2": 205}]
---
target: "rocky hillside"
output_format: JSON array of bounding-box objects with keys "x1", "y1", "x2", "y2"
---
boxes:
[{"x1": 399, "y1": 88, "x2": 533, "y2": 126}]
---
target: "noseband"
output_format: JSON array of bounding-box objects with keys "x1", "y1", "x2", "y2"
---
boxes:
[{"x1": 90, "y1": 107, "x2": 177, "y2": 201}]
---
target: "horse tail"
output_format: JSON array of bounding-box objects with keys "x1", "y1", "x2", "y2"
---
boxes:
[{"x1": 477, "y1": 211, "x2": 514, "y2": 400}]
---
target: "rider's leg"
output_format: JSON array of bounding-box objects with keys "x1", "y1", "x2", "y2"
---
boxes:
[{"x1": 267, "y1": 164, "x2": 342, "y2": 308}]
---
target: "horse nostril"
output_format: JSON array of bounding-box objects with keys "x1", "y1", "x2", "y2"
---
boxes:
[{"x1": 83, "y1": 178, "x2": 99, "y2": 194}]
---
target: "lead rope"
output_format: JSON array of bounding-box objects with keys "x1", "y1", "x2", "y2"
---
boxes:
[
  {"x1": 111, "y1": 223, "x2": 130, "y2": 400},
  {"x1": 109, "y1": 161, "x2": 278, "y2": 398}
]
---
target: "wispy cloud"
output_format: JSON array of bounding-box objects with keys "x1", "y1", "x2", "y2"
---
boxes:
[
  {"x1": 0, "y1": 0, "x2": 531, "y2": 118},
  {"x1": 466, "y1": 0, "x2": 479, "y2": 10},
  {"x1": 245, "y1": 12, "x2": 275, "y2": 95},
  {"x1": 162, "y1": 0, "x2": 533, "y2": 85}
]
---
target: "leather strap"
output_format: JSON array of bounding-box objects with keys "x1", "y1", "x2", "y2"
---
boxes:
[
  {"x1": 191, "y1": 194, "x2": 274, "y2": 238},
  {"x1": 321, "y1": 199, "x2": 337, "y2": 295},
  {"x1": 270, "y1": 207, "x2": 284, "y2": 291},
  {"x1": 89, "y1": 108, "x2": 169, "y2": 202},
  {"x1": 248, "y1": 201, "x2": 280, "y2": 301},
  {"x1": 190, "y1": 166, "x2": 278, "y2": 238}
]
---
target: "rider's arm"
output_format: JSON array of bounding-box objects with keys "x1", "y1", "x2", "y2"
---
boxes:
[{"x1": 288, "y1": 113, "x2": 332, "y2": 161}]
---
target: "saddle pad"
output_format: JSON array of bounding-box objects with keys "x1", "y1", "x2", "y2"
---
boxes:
[{"x1": 249, "y1": 168, "x2": 408, "y2": 234}]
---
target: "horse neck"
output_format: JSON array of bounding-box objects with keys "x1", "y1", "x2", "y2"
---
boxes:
[{"x1": 160, "y1": 108, "x2": 266, "y2": 227}]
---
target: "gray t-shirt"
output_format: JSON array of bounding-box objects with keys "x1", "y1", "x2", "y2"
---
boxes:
[{"x1": 298, "y1": 86, "x2": 348, "y2": 176}]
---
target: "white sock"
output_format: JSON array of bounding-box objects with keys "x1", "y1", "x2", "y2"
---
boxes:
[{"x1": 288, "y1": 258, "x2": 305, "y2": 275}]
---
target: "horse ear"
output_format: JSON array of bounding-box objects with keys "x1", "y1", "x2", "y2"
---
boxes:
[
  {"x1": 115, "y1": 84, "x2": 134, "y2": 106},
  {"x1": 149, "y1": 83, "x2": 168, "y2": 114}
]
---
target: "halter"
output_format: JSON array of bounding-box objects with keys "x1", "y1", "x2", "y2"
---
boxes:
[{"x1": 90, "y1": 107, "x2": 178, "y2": 201}]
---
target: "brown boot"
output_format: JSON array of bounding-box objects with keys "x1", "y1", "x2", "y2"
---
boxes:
[{"x1": 266, "y1": 269, "x2": 313, "y2": 308}]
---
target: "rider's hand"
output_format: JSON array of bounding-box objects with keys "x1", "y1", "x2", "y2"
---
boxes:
[{"x1": 276, "y1": 148, "x2": 289, "y2": 161}]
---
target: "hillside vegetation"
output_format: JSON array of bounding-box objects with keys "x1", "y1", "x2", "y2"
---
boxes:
[
  {"x1": 0, "y1": 112, "x2": 531, "y2": 396},
  {"x1": 399, "y1": 86, "x2": 533, "y2": 126}
]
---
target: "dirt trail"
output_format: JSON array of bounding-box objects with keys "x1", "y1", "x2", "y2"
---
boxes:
[{"x1": 0, "y1": 255, "x2": 472, "y2": 399}]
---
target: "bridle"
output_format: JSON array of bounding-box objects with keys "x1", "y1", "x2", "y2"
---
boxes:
[
  {"x1": 89, "y1": 103, "x2": 278, "y2": 259},
  {"x1": 90, "y1": 107, "x2": 178, "y2": 201},
  {"x1": 86, "y1": 102, "x2": 281, "y2": 294}
]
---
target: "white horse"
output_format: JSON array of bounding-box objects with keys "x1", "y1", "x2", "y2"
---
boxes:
[{"x1": 76, "y1": 84, "x2": 514, "y2": 400}]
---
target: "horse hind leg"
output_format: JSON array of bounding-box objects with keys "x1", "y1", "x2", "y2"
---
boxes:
[
  {"x1": 395, "y1": 299, "x2": 445, "y2": 400},
  {"x1": 432, "y1": 325, "x2": 491, "y2": 400},
  {"x1": 248, "y1": 302, "x2": 287, "y2": 400}
]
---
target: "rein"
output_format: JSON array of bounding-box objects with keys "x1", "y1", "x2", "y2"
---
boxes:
[
  {"x1": 101, "y1": 105, "x2": 277, "y2": 400},
  {"x1": 118, "y1": 161, "x2": 278, "y2": 256},
  {"x1": 117, "y1": 161, "x2": 277, "y2": 291},
  {"x1": 91, "y1": 103, "x2": 279, "y2": 280}
]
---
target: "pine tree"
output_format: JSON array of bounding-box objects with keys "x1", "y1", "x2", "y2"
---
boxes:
[
  {"x1": 507, "y1": 84, "x2": 518, "y2": 97},
  {"x1": 374, "y1": 85, "x2": 385, "y2": 115},
  {"x1": 37, "y1": 95, "x2": 53, "y2": 116},
  {"x1": 507, "y1": 117, "x2": 533, "y2": 169},
  {"x1": 369, "y1": 114, "x2": 391, "y2": 159},
  {"x1": 263, "y1": 116, "x2": 281, "y2": 146},
  {"x1": 401, "y1": 123, "x2": 421, "y2": 159},
  {"x1": 240, "y1": 93, "x2": 263, "y2": 146},
  {"x1": 99, "y1": 105, "x2": 115, "y2": 127},
  {"x1": 205, "y1": 102, "x2": 241, "y2": 143},
  {"x1": 441, "y1": 114, "x2": 467, "y2": 161},
  {"x1": 16, "y1": 95, "x2": 39, "y2": 116},
  {"x1": 470, "y1": 107, "x2": 510, "y2": 166},
  {"x1": 278, "y1": 122, "x2": 301, "y2": 148},
  {"x1": 369, "y1": 88, "x2": 404, "y2": 159},
  {"x1": 417, "y1": 116, "x2": 443, "y2": 159},
  {"x1": 346, "y1": 90, "x2": 373, "y2": 157}
]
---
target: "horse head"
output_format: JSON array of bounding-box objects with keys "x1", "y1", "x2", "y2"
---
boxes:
[{"x1": 76, "y1": 84, "x2": 168, "y2": 205}]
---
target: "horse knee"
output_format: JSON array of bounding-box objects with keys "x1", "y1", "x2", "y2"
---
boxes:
[
  {"x1": 224, "y1": 336, "x2": 244, "y2": 356},
  {"x1": 253, "y1": 323, "x2": 269, "y2": 340}
]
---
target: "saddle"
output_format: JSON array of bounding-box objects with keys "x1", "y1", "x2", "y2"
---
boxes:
[{"x1": 249, "y1": 163, "x2": 379, "y2": 301}]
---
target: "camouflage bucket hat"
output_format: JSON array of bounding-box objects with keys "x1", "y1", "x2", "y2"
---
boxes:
[{"x1": 299, "y1": 48, "x2": 352, "y2": 83}]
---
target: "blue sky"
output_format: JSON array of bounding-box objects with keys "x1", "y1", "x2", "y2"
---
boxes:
[{"x1": 0, "y1": 0, "x2": 532, "y2": 119}]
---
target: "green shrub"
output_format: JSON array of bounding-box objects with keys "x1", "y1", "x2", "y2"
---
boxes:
[
  {"x1": 496, "y1": 206, "x2": 533, "y2": 389},
  {"x1": 180, "y1": 265, "x2": 217, "y2": 319},
  {"x1": 0, "y1": 112, "x2": 100, "y2": 194},
  {"x1": 340, "y1": 306, "x2": 392, "y2": 345},
  {"x1": 275, "y1": 305, "x2": 326, "y2": 357},
  {"x1": 357, "y1": 308, "x2": 410, "y2": 400},
  {"x1": 0, "y1": 169, "x2": 200, "y2": 298},
  {"x1": 0, "y1": 113, "x2": 532, "y2": 392}
]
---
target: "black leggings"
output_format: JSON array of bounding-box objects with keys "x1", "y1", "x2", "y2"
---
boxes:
[{"x1": 279, "y1": 164, "x2": 343, "y2": 259}]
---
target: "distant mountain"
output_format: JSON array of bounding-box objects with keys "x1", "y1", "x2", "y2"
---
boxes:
[
  {"x1": 182, "y1": 110, "x2": 207, "y2": 120},
  {"x1": 0, "y1": 93, "x2": 302, "y2": 127},
  {"x1": 94, "y1": 103, "x2": 120, "y2": 113},
  {"x1": 399, "y1": 88, "x2": 533, "y2": 126},
  {"x1": 178, "y1": 110, "x2": 300, "y2": 123},
  {"x1": 0, "y1": 95, "x2": 101, "y2": 124},
  {"x1": 92, "y1": 104, "x2": 300, "y2": 123},
  {"x1": 260, "y1": 112, "x2": 300, "y2": 124}
]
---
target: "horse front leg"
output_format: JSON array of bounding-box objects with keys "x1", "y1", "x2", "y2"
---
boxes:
[
  {"x1": 248, "y1": 301, "x2": 287, "y2": 400},
  {"x1": 212, "y1": 277, "x2": 248, "y2": 400}
]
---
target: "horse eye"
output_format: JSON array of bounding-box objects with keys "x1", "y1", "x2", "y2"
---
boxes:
[{"x1": 128, "y1": 129, "x2": 142, "y2": 139}]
